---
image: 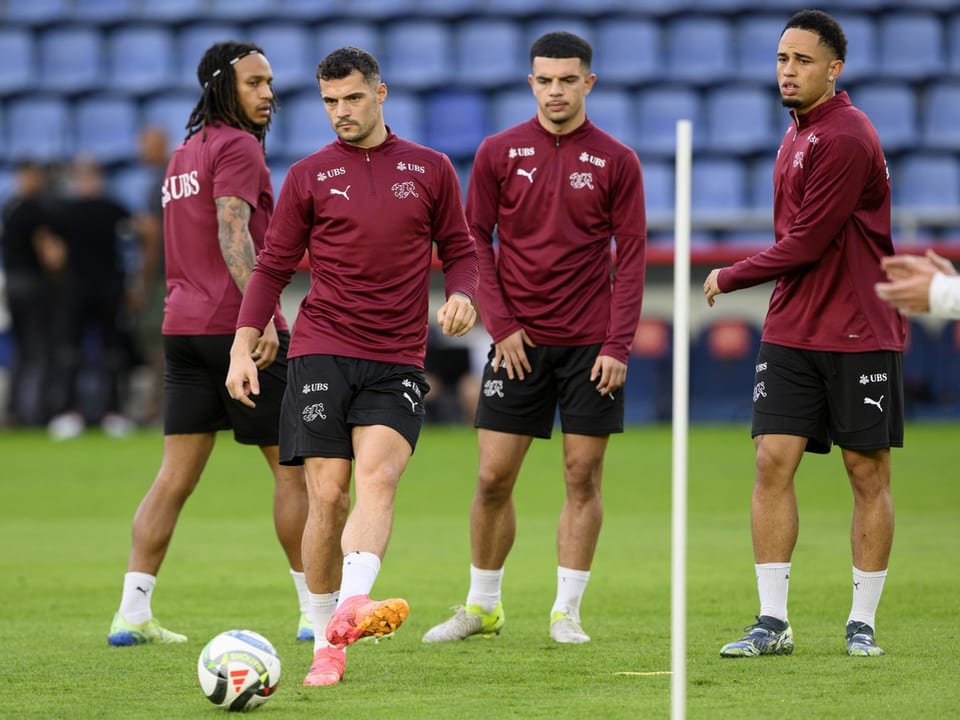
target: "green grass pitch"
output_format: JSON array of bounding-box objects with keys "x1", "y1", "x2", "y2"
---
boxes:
[{"x1": 1, "y1": 423, "x2": 957, "y2": 719}]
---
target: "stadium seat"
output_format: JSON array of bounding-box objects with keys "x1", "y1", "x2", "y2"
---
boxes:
[
  {"x1": 831, "y1": 13, "x2": 877, "y2": 83},
  {"x1": 278, "y1": 91, "x2": 333, "y2": 161},
  {"x1": 267, "y1": 160, "x2": 290, "y2": 198},
  {"x1": 341, "y1": 0, "x2": 416, "y2": 19},
  {"x1": 0, "y1": 28, "x2": 35, "y2": 96},
  {"x1": 38, "y1": 26, "x2": 104, "y2": 95},
  {"x1": 3, "y1": 0, "x2": 68, "y2": 27},
  {"x1": 592, "y1": 18, "x2": 660, "y2": 87},
  {"x1": 585, "y1": 89, "x2": 637, "y2": 149},
  {"x1": 622, "y1": 0, "x2": 691, "y2": 14},
  {"x1": 70, "y1": 0, "x2": 138, "y2": 25},
  {"x1": 5, "y1": 96, "x2": 72, "y2": 163},
  {"x1": 73, "y1": 95, "x2": 141, "y2": 165},
  {"x1": 385, "y1": 92, "x2": 425, "y2": 146},
  {"x1": 208, "y1": 0, "x2": 276, "y2": 21},
  {"x1": 624, "y1": 317, "x2": 673, "y2": 424},
  {"x1": 552, "y1": 0, "x2": 626, "y2": 14},
  {"x1": 689, "y1": 0, "x2": 763, "y2": 10},
  {"x1": 638, "y1": 159, "x2": 673, "y2": 219},
  {"x1": 748, "y1": 156, "x2": 776, "y2": 211},
  {"x1": 106, "y1": 25, "x2": 177, "y2": 96},
  {"x1": 249, "y1": 23, "x2": 314, "y2": 94},
  {"x1": 664, "y1": 17, "x2": 734, "y2": 85},
  {"x1": 315, "y1": 23, "x2": 382, "y2": 60},
  {"x1": 382, "y1": 21, "x2": 453, "y2": 91},
  {"x1": 491, "y1": 89, "x2": 535, "y2": 133},
  {"x1": 142, "y1": 93, "x2": 196, "y2": 149},
  {"x1": 417, "y1": 0, "x2": 482, "y2": 18},
  {"x1": 454, "y1": 20, "x2": 526, "y2": 90},
  {"x1": 176, "y1": 23, "x2": 244, "y2": 90},
  {"x1": 901, "y1": 319, "x2": 938, "y2": 417},
  {"x1": 949, "y1": 15, "x2": 960, "y2": 77},
  {"x1": 272, "y1": 0, "x2": 341, "y2": 20},
  {"x1": 525, "y1": 18, "x2": 594, "y2": 51},
  {"x1": 483, "y1": 0, "x2": 552, "y2": 17},
  {"x1": 632, "y1": 86, "x2": 702, "y2": 159},
  {"x1": 895, "y1": 155, "x2": 960, "y2": 211},
  {"x1": 735, "y1": 16, "x2": 788, "y2": 84},
  {"x1": 423, "y1": 91, "x2": 487, "y2": 161},
  {"x1": 877, "y1": 12, "x2": 944, "y2": 82},
  {"x1": 704, "y1": 85, "x2": 778, "y2": 155},
  {"x1": 140, "y1": 0, "x2": 209, "y2": 22},
  {"x1": 850, "y1": 83, "x2": 918, "y2": 154},
  {"x1": 109, "y1": 164, "x2": 158, "y2": 214},
  {"x1": 692, "y1": 159, "x2": 747, "y2": 215},
  {"x1": 920, "y1": 82, "x2": 960, "y2": 152},
  {"x1": 689, "y1": 318, "x2": 761, "y2": 422}
]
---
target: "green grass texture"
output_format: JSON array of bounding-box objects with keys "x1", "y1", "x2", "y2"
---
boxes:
[{"x1": 1, "y1": 423, "x2": 957, "y2": 719}]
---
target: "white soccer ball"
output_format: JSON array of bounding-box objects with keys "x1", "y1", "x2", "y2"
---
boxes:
[{"x1": 197, "y1": 629, "x2": 281, "y2": 711}]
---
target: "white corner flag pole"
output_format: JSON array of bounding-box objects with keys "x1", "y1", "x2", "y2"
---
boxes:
[{"x1": 671, "y1": 119, "x2": 692, "y2": 720}]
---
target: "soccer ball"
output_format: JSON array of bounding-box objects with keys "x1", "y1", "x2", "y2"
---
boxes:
[{"x1": 197, "y1": 629, "x2": 281, "y2": 711}]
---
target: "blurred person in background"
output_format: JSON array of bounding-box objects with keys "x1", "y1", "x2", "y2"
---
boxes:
[
  {"x1": 876, "y1": 248, "x2": 960, "y2": 318},
  {"x1": 46, "y1": 156, "x2": 136, "y2": 439},
  {"x1": 0, "y1": 160, "x2": 64, "y2": 428},
  {"x1": 106, "y1": 41, "x2": 310, "y2": 650}
]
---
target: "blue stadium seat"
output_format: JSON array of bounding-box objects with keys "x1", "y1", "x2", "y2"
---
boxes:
[
  {"x1": 70, "y1": 0, "x2": 138, "y2": 25},
  {"x1": 483, "y1": 0, "x2": 552, "y2": 17},
  {"x1": 423, "y1": 91, "x2": 487, "y2": 161},
  {"x1": 664, "y1": 17, "x2": 734, "y2": 85},
  {"x1": 585, "y1": 89, "x2": 636, "y2": 148},
  {"x1": 895, "y1": 155, "x2": 960, "y2": 211},
  {"x1": 0, "y1": 28, "x2": 35, "y2": 96},
  {"x1": 948, "y1": 15, "x2": 960, "y2": 78},
  {"x1": 38, "y1": 26, "x2": 103, "y2": 95},
  {"x1": 107, "y1": 25, "x2": 177, "y2": 96},
  {"x1": 176, "y1": 23, "x2": 244, "y2": 90},
  {"x1": 454, "y1": 20, "x2": 526, "y2": 90},
  {"x1": 622, "y1": 0, "x2": 691, "y2": 14},
  {"x1": 850, "y1": 83, "x2": 918, "y2": 154},
  {"x1": 142, "y1": 93, "x2": 196, "y2": 149},
  {"x1": 267, "y1": 160, "x2": 290, "y2": 198},
  {"x1": 525, "y1": 18, "x2": 594, "y2": 51},
  {"x1": 278, "y1": 91, "x2": 333, "y2": 161},
  {"x1": 552, "y1": 0, "x2": 627, "y2": 14},
  {"x1": 689, "y1": 318, "x2": 761, "y2": 422},
  {"x1": 877, "y1": 12, "x2": 944, "y2": 82},
  {"x1": 208, "y1": 0, "x2": 276, "y2": 21},
  {"x1": 140, "y1": 0, "x2": 209, "y2": 22},
  {"x1": 249, "y1": 23, "x2": 314, "y2": 94},
  {"x1": 704, "y1": 85, "x2": 778, "y2": 155},
  {"x1": 73, "y1": 95, "x2": 141, "y2": 165},
  {"x1": 315, "y1": 23, "x2": 382, "y2": 60},
  {"x1": 735, "y1": 16, "x2": 787, "y2": 84},
  {"x1": 383, "y1": 21, "x2": 452, "y2": 91},
  {"x1": 385, "y1": 92, "x2": 425, "y2": 146},
  {"x1": 625, "y1": 317, "x2": 673, "y2": 424},
  {"x1": 109, "y1": 164, "x2": 158, "y2": 214},
  {"x1": 6, "y1": 97, "x2": 72, "y2": 163},
  {"x1": 418, "y1": 0, "x2": 482, "y2": 17},
  {"x1": 490, "y1": 89, "x2": 535, "y2": 133},
  {"x1": 632, "y1": 86, "x2": 702, "y2": 159},
  {"x1": 638, "y1": 160, "x2": 673, "y2": 218},
  {"x1": 748, "y1": 157, "x2": 776, "y2": 211},
  {"x1": 592, "y1": 18, "x2": 660, "y2": 87},
  {"x1": 690, "y1": 0, "x2": 763, "y2": 9},
  {"x1": 832, "y1": 13, "x2": 877, "y2": 83},
  {"x1": 691, "y1": 159, "x2": 747, "y2": 214},
  {"x1": 3, "y1": 0, "x2": 68, "y2": 26},
  {"x1": 272, "y1": 0, "x2": 341, "y2": 20},
  {"x1": 921, "y1": 83, "x2": 960, "y2": 152},
  {"x1": 341, "y1": 0, "x2": 416, "y2": 19}
]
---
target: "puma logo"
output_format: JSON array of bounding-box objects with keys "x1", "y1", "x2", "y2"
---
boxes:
[
  {"x1": 136, "y1": 586, "x2": 150, "y2": 597},
  {"x1": 330, "y1": 185, "x2": 351, "y2": 200},
  {"x1": 402, "y1": 392, "x2": 418, "y2": 412},
  {"x1": 516, "y1": 167, "x2": 537, "y2": 184},
  {"x1": 863, "y1": 395, "x2": 884, "y2": 412}
]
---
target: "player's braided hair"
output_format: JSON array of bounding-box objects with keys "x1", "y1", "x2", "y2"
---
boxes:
[{"x1": 185, "y1": 41, "x2": 275, "y2": 149}]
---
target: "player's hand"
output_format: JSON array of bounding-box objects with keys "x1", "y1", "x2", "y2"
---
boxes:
[
  {"x1": 437, "y1": 293, "x2": 477, "y2": 337},
  {"x1": 591, "y1": 355, "x2": 626, "y2": 397},
  {"x1": 226, "y1": 327, "x2": 263, "y2": 408},
  {"x1": 492, "y1": 329, "x2": 535, "y2": 381},
  {"x1": 252, "y1": 319, "x2": 280, "y2": 369},
  {"x1": 704, "y1": 268, "x2": 723, "y2": 307}
]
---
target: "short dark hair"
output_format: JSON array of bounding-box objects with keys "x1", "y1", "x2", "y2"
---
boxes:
[
  {"x1": 783, "y1": 9, "x2": 847, "y2": 63},
  {"x1": 529, "y1": 31, "x2": 592, "y2": 70},
  {"x1": 186, "y1": 41, "x2": 274, "y2": 148},
  {"x1": 317, "y1": 46, "x2": 381, "y2": 86}
]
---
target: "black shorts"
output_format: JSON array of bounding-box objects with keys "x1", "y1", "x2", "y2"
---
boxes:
[
  {"x1": 279, "y1": 355, "x2": 429, "y2": 465},
  {"x1": 475, "y1": 343, "x2": 624, "y2": 439},
  {"x1": 162, "y1": 333, "x2": 288, "y2": 445},
  {"x1": 751, "y1": 342, "x2": 904, "y2": 454}
]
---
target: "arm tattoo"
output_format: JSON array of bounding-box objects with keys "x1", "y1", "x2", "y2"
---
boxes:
[{"x1": 216, "y1": 195, "x2": 257, "y2": 292}]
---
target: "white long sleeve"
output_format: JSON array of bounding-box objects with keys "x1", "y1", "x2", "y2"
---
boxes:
[{"x1": 929, "y1": 273, "x2": 960, "y2": 319}]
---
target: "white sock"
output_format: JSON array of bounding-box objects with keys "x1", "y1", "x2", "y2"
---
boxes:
[
  {"x1": 550, "y1": 566, "x2": 591, "y2": 622},
  {"x1": 338, "y1": 551, "x2": 381, "y2": 602},
  {"x1": 756, "y1": 562, "x2": 791, "y2": 623},
  {"x1": 290, "y1": 569, "x2": 309, "y2": 615},
  {"x1": 847, "y1": 567, "x2": 887, "y2": 629},
  {"x1": 309, "y1": 590, "x2": 339, "y2": 652},
  {"x1": 466, "y1": 565, "x2": 503, "y2": 612},
  {"x1": 119, "y1": 572, "x2": 156, "y2": 624}
]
